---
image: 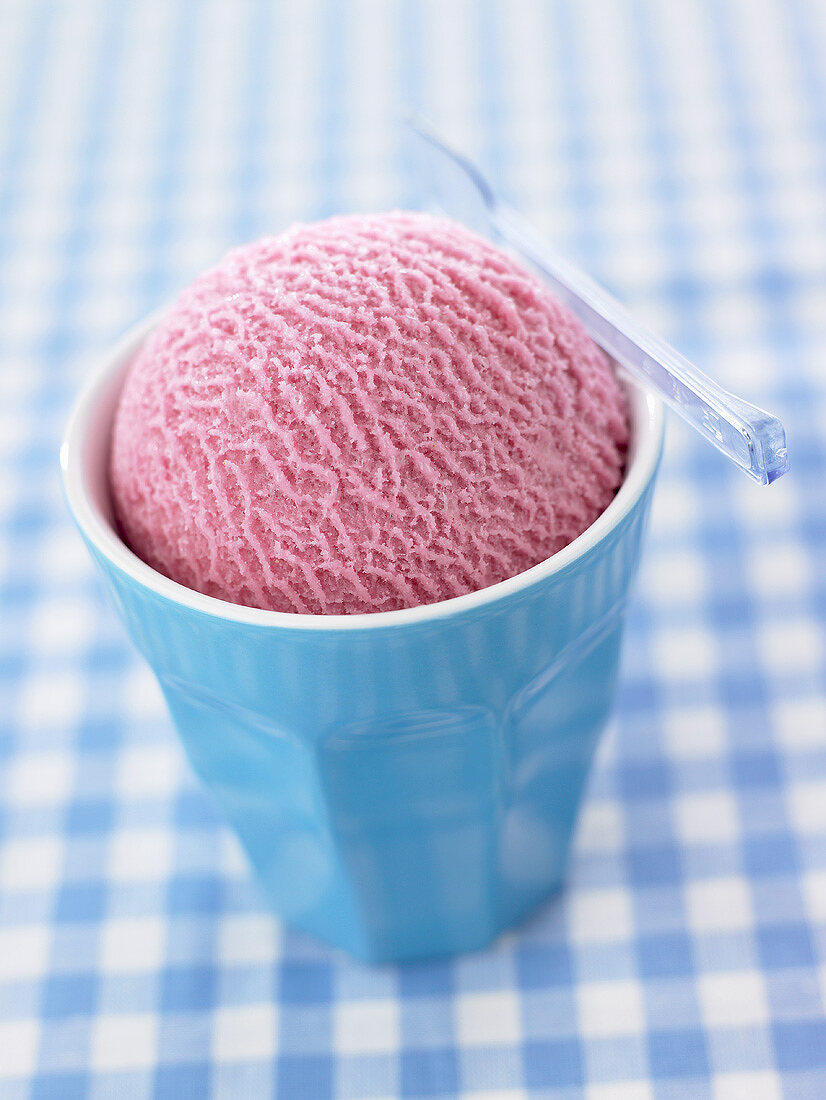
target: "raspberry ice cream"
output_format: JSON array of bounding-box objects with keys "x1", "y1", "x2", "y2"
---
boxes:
[{"x1": 109, "y1": 212, "x2": 629, "y2": 615}]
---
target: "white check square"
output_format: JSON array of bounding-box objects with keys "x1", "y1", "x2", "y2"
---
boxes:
[
  {"x1": 686, "y1": 877, "x2": 753, "y2": 932},
  {"x1": 455, "y1": 990, "x2": 521, "y2": 1046},
  {"x1": 0, "y1": 837, "x2": 62, "y2": 893},
  {"x1": 789, "y1": 781, "x2": 826, "y2": 834},
  {"x1": 576, "y1": 801, "x2": 625, "y2": 855},
  {"x1": 26, "y1": 595, "x2": 96, "y2": 656},
  {"x1": 117, "y1": 743, "x2": 182, "y2": 800},
  {"x1": 0, "y1": 925, "x2": 51, "y2": 981},
  {"x1": 655, "y1": 626, "x2": 717, "y2": 681},
  {"x1": 100, "y1": 918, "x2": 166, "y2": 973},
  {"x1": 577, "y1": 980, "x2": 645, "y2": 1038},
  {"x1": 774, "y1": 696, "x2": 826, "y2": 750},
  {"x1": 698, "y1": 971, "x2": 769, "y2": 1028},
  {"x1": 217, "y1": 914, "x2": 282, "y2": 967},
  {"x1": 567, "y1": 888, "x2": 633, "y2": 943},
  {"x1": 712, "y1": 1070, "x2": 783, "y2": 1100},
  {"x1": 587, "y1": 1084, "x2": 654, "y2": 1100},
  {"x1": 108, "y1": 827, "x2": 174, "y2": 882},
  {"x1": 334, "y1": 998, "x2": 400, "y2": 1054},
  {"x1": 748, "y1": 542, "x2": 812, "y2": 597},
  {"x1": 643, "y1": 551, "x2": 708, "y2": 605},
  {"x1": 802, "y1": 869, "x2": 826, "y2": 922},
  {"x1": 18, "y1": 671, "x2": 83, "y2": 730},
  {"x1": 7, "y1": 751, "x2": 73, "y2": 808},
  {"x1": 90, "y1": 1013, "x2": 158, "y2": 1072},
  {"x1": 759, "y1": 620, "x2": 823, "y2": 675},
  {"x1": 674, "y1": 791, "x2": 739, "y2": 845},
  {"x1": 664, "y1": 707, "x2": 727, "y2": 760},
  {"x1": 212, "y1": 1004, "x2": 279, "y2": 1062},
  {"x1": 0, "y1": 1020, "x2": 40, "y2": 1079}
]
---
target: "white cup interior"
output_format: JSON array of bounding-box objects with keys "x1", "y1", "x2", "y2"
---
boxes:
[{"x1": 61, "y1": 315, "x2": 665, "y2": 631}]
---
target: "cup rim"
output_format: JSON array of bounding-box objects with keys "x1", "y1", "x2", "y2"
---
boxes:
[{"x1": 60, "y1": 314, "x2": 665, "y2": 632}]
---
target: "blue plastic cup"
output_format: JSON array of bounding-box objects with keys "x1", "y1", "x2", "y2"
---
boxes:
[{"x1": 61, "y1": 316, "x2": 664, "y2": 962}]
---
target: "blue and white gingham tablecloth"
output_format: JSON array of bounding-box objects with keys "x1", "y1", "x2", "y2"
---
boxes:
[{"x1": 1, "y1": 1, "x2": 825, "y2": 1096}]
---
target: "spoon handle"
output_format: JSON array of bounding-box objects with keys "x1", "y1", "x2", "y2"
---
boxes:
[{"x1": 410, "y1": 118, "x2": 789, "y2": 485}]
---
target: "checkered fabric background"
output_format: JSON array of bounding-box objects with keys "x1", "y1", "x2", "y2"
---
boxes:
[{"x1": 1, "y1": 0, "x2": 825, "y2": 1096}]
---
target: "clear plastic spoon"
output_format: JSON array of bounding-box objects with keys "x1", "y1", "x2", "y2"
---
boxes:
[{"x1": 409, "y1": 117, "x2": 789, "y2": 485}]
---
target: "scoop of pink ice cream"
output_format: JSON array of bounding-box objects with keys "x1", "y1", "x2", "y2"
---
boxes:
[{"x1": 110, "y1": 212, "x2": 629, "y2": 615}]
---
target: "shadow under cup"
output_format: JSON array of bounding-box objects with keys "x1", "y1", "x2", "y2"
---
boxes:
[{"x1": 61, "y1": 318, "x2": 664, "y2": 963}]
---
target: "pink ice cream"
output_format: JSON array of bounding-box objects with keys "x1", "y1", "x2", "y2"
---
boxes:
[{"x1": 110, "y1": 212, "x2": 629, "y2": 615}]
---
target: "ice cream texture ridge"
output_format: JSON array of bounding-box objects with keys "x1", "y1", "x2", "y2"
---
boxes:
[{"x1": 110, "y1": 212, "x2": 630, "y2": 615}]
